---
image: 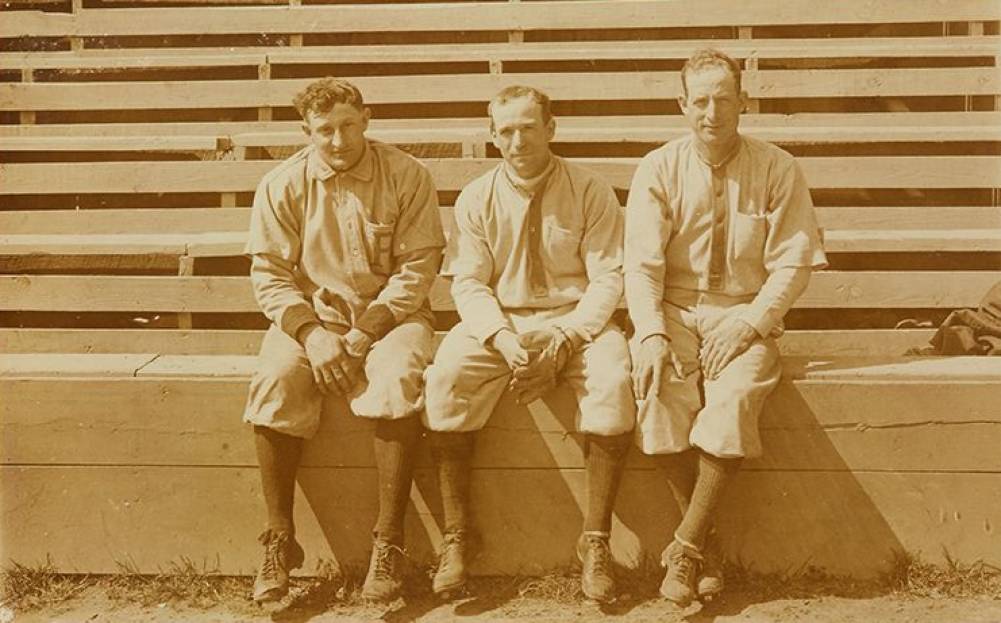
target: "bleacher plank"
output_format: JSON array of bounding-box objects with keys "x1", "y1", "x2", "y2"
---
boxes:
[
  {"x1": 0, "y1": 135, "x2": 222, "y2": 152},
  {"x1": 1, "y1": 458, "x2": 998, "y2": 574},
  {"x1": 4, "y1": 112, "x2": 998, "y2": 139},
  {"x1": 5, "y1": 37, "x2": 999, "y2": 73},
  {"x1": 0, "y1": 328, "x2": 939, "y2": 357},
  {"x1": 3, "y1": 1, "x2": 998, "y2": 39},
  {"x1": 3, "y1": 358, "x2": 999, "y2": 472},
  {"x1": 1, "y1": 206, "x2": 996, "y2": 240},
  {"x1": 4, "y1": 68, "x2": 998, "y2": 112},
  {"x1": 3, "y1": 272, "x2": 999, "y2": 313},
  {"x1": 821, "y1": 229, "x2": 1001, "y2": 253},
  {"x1": 0, "y1": 234, "x2": 191, "y2": 255},
  {"x1": 4, "y1": 156, "x2": 999, "y2": 195},
  {"x1": 0, "y1": 208, "x2": 250, "y2": 235}
]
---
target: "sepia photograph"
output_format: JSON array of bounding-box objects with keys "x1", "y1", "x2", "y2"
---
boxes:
[{"x1": 1, "y1": 0, "x2": 1000, "y2": 621}]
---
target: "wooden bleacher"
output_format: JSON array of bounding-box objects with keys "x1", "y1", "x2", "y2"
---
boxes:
[{"x1": 1, "y1": 0, "x2": 1000, "y2": 579}]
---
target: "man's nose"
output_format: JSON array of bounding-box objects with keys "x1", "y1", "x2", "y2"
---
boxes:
[{"x1": 330, "y1": 130, "x2": 345, "y2": 148}]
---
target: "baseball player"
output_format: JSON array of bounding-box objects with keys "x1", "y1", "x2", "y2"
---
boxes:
[
  {"x1": 624, "y1": 49, "x2": 827, "y2": 606},
  {"x1": 422, "y1": 85, "x2": 636, "y2": 604},
  {"x1": 242, "y1": 77, "x2": 445, "y2": 603}
]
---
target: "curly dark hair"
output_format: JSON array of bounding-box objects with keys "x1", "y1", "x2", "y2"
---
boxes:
[{"x1": 293, "y1": 77, "x2": 365, "y2": 119}]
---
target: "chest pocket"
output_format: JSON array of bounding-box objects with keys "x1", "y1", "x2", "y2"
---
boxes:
[
  {"x1": 730, "y1": 211, "x2": 768, "y2": 286},
  {"x1": 543, "y1": 222, "x2": 582, "y2": 275},
  {"x1": 363, "y1": 219, "x2": 395, "y2": 276}
]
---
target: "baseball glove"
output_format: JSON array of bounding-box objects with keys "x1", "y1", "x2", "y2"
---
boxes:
[{"x1": 508, "y1": 327, "x2": 573, "y2": 404}]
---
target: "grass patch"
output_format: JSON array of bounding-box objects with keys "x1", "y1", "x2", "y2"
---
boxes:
[
  {"x1": 3, "y1": 550, "x2": 1001, "y2": 616},
  {"x1": 889, "y1": 552, "x2": 1001, "y2": 599},
  {"x1": 0, "y1": 556, "x2": 90, "y2": 612},
  {"x1": 103, "y1": 557, "x2": 254, "y2": 611}
]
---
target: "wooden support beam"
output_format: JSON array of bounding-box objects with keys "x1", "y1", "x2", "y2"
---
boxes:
[
  {"x1": 176, "y1": 256, "x2": 195, "y2": 330},
  {"x1": 18, "y1": 68, "x2": 35, "y2": 125},
  {"x1": 257, "y1": 63, "x2": 272, "y2": 122}
]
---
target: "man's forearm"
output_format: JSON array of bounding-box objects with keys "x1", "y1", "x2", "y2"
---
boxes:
[
  {"x1": 740, "y1": 266, "x2": 812, "y2": 337},
  {"x1": 250, "y1": 254, "x2": 319, "y2": 340},
  {"x1": 358, "y1": 247, "x2": 442, "y2": 341}
]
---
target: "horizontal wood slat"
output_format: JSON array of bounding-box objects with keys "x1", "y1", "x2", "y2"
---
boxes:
[
  {"x1": 2, "y1": 271, "x2": 998, "y2": 313},
  {"x1": 5, "y1": 37, "x2": 1000, "y2": 72},
  {"x1": 3, "y1": 68, "x2": 998, "y2": 112},
  {"x1": 0, "y1": 328, "x2": 939, "y2": 357},
  {"x1": 3, "y1": 156, "x2": 999, "y2": 195},
  {"x1": 4, "y1": 1, "x2": 999, "y2": 38}
]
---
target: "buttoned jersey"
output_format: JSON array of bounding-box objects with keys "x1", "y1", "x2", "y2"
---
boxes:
[
  {"x1": 448, "y1": 156, "x2": 624, "y2": 344},
  {"x1": 246, "y1": 141, "x2": 445, "y2": 341},
  {"x1": 625, "y1": 134, "x2": 827, "y2": 342}
]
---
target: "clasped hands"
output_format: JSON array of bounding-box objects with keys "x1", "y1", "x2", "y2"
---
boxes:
[
  {"x1": 301, "y1": 325, "x2": 372, "y2": 395},
  {"x1": 491, "y1": 327, "x2": 574, "y2": 405},
  {"x1": 631, "y1": 316, "x2": 758, "y2": 399}
]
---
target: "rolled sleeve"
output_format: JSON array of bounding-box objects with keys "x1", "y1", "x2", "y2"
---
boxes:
[{"x1": 624, "y1": 154, "x2": 672, "y2": 343}]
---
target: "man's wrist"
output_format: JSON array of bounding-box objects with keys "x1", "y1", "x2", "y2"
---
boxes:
[
  {"x1": 344, "y1": 327, "x2": 374, "y2": 358},
  {"x1": 296, "y1": 322, "x2": 323, "y2": 345},
  {"x1": 488, "y1": 327, "x2": 515, "y2": 348}
]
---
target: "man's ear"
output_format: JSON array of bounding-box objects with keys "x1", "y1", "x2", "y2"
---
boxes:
[
  {"x1": 361, "y1": 106, "x2": 372, "y2": 130},
  {"x1": 300, "y1": 122, "x2": 311, "y2": 137},
  {"x1": 739, "y1": 90, "x2": 751, "y2": 114},
  {"x1": 677, "y1": 95, "x2": 688, "y2": 116},
  {"x1": 544, "y1": 116, "x2": 556, "y2": 142}
]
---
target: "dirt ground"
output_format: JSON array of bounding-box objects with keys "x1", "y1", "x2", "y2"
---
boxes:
[{"x1": 7, "y1": 584, "x2": 1001, "y2": 623}]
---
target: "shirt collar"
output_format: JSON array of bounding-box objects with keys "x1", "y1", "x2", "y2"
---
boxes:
[
  {"x1": 307, "y1": 141, "x2": 375, "y2": 183},
  {"x1": 692, "y1": 135, "x2": 743, "y2": 172},
  {"x1": 503, "y1": 155, "x2": 557, "y2": 197}
]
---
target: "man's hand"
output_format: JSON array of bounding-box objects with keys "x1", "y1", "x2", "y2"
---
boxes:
[
  {"x1": 301, "y1": 326, "x2": 363, "y2": 395},
  {"x1": 632, "y1": 334, "x2": 684, "y2": 400},
  {"x1": 508, "y1": 328, "x2": 572, "y2": 404},
  {"x1": 491, "y1": 328, "x2": 530, "y2": 370},
  {"x1": 700, "y1": 317, "x2": 758, "y2": 380}
]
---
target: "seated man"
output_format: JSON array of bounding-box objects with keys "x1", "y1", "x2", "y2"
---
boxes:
[
  {"x1": 242, "y1": 77, "x2": 445, "y2": 604},
  {"x1": 423, "y1": 85, "x2": 635, "y2": 604},
  {"x1": 624, "y1": 49, "x2": 828, "y2": 607}
]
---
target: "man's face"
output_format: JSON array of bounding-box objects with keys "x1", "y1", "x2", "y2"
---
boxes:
[
  {"x1": 302, "y1": 102, "x2": 370, "y2": 172},
  {"x1": 490, "y1": 96, "x2": 556, "y2": 179},
  {"x1": 678, "y1": 66, "x2": 747, "y2": 150}
]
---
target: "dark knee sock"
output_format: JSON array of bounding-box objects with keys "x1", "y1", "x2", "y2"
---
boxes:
[
  {"x1": 674, "y1": 451, "x2": 742, "y2": 550},
  {"x1": 372, "y1": 416, "x2": 419, "y2": 544},
  {"x1": 583, "y1": 432, "x2": 632, "y2": 534},
  {"x1": 657, "y1": 449, "x2": 698, "y2": 516},
  {"x1": 254, "y1": 425, "x2": 303, "y2": 534},
  {"x1": 429, "y1": 430, "x2": 475, "y2": 534}
]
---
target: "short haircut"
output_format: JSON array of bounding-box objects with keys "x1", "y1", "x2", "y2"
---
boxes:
[
  {"x1": 293, "y1": 77, "x2": 365, "y2": 119},
  {"x1": 680, "y1": 48, "x2": 743, "y2": 97},
  {"x1": 488, "y1": 85, "x2": 553, "y2": 131}
]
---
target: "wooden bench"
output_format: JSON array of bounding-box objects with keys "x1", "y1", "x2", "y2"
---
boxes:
[{"x1": 2, "y1": 0, "x2": 1000, "y2": 579}]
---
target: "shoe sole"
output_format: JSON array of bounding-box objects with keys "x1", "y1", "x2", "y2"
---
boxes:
[{"x1": 433, "y1": 581, "x2": 467, "y2": 601}]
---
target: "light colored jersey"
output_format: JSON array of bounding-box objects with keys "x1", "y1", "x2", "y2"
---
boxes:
[
  {"x1": 448, "y1": 156, "x2": 624, "y2": 344},
  {"x1": 625, "y1": 134, "x2": 827, "y2": 341},
  {"x1": 246, "y1": 141, "x2": 445, "y2": 340}
]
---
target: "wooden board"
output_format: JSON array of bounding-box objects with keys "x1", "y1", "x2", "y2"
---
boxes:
[
  {"x1": 1, "y1": 466, "x2": 998, "y2": 577},
  {"x1": 3, "y1": 271, "x2": 1000, "y2": 313},
  {"x1": 3, "y1": 111, "x2": 998, "y2": 138},
  {"x1": 0, "y1": 208, "x2": 251, "y2": 235},
  {"x1": 5, "y1": 37, "x2": 1000, "y2": 72},
  {"x1": 3, "y1": 156, "x2": 1000, "y2": 195},
  {"x1": 4, "y1": 0, "x2": 999, "y2": 38},
  {"x1": 0, "y1": 327, "x2": 936, "y2": 357},
  {"x1": 3, "y1": 67, "x2": 999, "y2": 111},
  {"x1": 3, "y1": 367, "x2": 1000, "y2": 471}
]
